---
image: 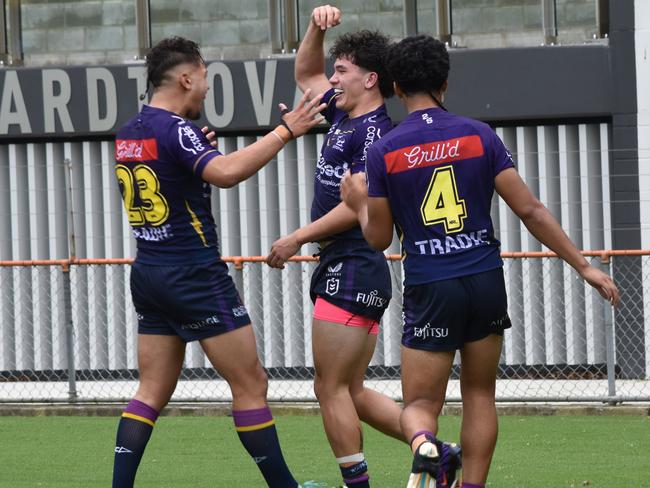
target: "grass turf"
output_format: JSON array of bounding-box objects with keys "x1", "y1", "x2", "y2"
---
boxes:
[{"x1": 1, "y1": 414, "x2": 648, "y2": 487}]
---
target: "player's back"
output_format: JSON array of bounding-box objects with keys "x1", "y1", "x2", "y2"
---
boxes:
[
  {"x1": 115, "y1": 105, "x2": 220, "y2": 265},
  {"x1": 366, "y1": 107, "x2": 515, "y2": 285}
]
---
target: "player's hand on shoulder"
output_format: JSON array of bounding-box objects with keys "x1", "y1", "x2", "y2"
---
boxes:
[
  {"x1": 201, "y1": 126, "x2": 218, "y2": 148},
  {"x1": 340, "y1": 170, "x2": 368, "y2": 212},
  {"x1": 312, "y1": 5, "x2": 341, "y2": 31},
  {"x1": 580, "y1": 264, "x2": 621, "y2": 307},
  {"x1": 278, "y1": 89, "x2": 327, "y2": 139}
]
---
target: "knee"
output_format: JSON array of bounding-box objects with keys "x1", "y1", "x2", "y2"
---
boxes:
[
  {"x1": 134, "y1": 386, "x2": 172, "y2": 412},
  {"x1": 313, "y1": 372, "x2": 343, "y2": 402},
  {"x1": 231, "y1": 363, "x2": 268, "y2": 402}
]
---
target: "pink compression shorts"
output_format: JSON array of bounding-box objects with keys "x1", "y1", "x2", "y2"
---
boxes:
[{"x1": 313, "y1": 296, "x2": 379, "y2": 335}]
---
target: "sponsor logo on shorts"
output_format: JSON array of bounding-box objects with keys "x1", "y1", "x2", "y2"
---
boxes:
[
  {"x1": 181, "y1": 314, "x2": 220, "y2": 330},
  {"x1": 413, "y1": 323, "x2": 449, "y2": 339},
  {"x1": 490, "y1": 314, "x2": 510, "y2": 328},
  {"x1": 325, "y1": 277, "x2": 340, "y2": 296},
  {"x1": 356, "y1": 289, "x2": 387, "y2": 309},
  {"x1": 232, "y1": 305, "x2": 248, "y2": 318}
]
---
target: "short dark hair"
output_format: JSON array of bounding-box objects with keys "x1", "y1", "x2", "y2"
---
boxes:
[
  {"x1": 329, "y1": 30, "x2": 394, "y2": 98},
  {"x1": 146, "y1": 36, "x2": 204, "y2": 89},
  {"x1": 386, "y1": 35, "x2": 449, "y2": 96}
]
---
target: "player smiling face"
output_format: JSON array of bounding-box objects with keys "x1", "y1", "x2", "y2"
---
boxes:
[{"x1": 328, "y1": 56, "x2": 374, "y2": 114}]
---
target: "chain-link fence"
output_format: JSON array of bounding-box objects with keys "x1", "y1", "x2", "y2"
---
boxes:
[{"x1": 0, "y1": 252, "x2": 647, "y2": 403}]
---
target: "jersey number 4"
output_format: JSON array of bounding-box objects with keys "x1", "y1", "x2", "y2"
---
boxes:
[
  {"x1": 420, "y1": 165, "x2": 467, "y2": 233},
  {"x1": 115, "y1": 164, "x2": 169, "y2": 226}
]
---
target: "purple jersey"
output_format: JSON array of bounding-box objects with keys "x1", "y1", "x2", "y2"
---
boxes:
[
  {"x1": 366, "y1": 108, "x2": 515, "y2": 285},
  {"x1": 115, "y1": 105, "x2": 221, "y2": 265},
  {"x1": 312, "y1": 88, "x2": 392, "y2": 240}
]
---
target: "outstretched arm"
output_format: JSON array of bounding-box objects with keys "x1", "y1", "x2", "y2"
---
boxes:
[
  {"x1": 295, "y1": 5, "x2": 341, "y2": 95},
  {"x1": 266, "y1": 201, "x2": 358, "y2": 269},
  {"x1": 495, "y1": 167, "x2": 620, "y2": 306},
  {"x1": 200, "y1": 90, "x2": 326, "y2": 188}
]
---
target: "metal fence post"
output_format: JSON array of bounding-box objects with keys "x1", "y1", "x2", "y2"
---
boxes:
[
  {"x1": 436, "y1": 0, "x2": 452, "y2": 45},
  {"x1": 542, "y1": 0, "x2": 558, "y2": 45},
  {"x1": 403, "y1": 0, "x2": 418, "y2": 37},
  {"x1": 61, "y1": 262, "x2": 77, "y2": 401},
  {"x1": 602, "y1": 254, "x2": 617, "y2": 403},
  {"x1": 1, "y1": 0, "x2": 23, "y2": 66},
  {"x1": 63, "y1": 159, "x2": 78, "y2": 402},
  {"x1": 135, "y1": 0, "x2": 151, "y2": 60}
]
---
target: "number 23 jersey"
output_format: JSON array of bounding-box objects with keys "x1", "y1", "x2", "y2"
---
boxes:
[
  {"x1": 366, "y1": 107, "x2": 515, "y2": 285},
  {"x1": 114, "y1": 105, "x2": 221, "y2": 265}
]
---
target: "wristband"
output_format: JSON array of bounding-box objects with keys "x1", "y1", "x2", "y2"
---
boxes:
[
  {"x1": 280, "y1": 119, "x2": 295, "y2": 139},
  {"x1": 270, "y1": 130, "x2": 287, "y2": 145}
]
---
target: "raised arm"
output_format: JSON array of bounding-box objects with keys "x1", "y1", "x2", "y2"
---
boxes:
[
  {"x1": 495, "y1": 167, "x2": 620, "y2": 306},
  {"x1": 200, "y1": 90, "x2": 326, "y2": 188},
  {"x1": 295, "y1": 5, "x2": 341, "y2": 95}
]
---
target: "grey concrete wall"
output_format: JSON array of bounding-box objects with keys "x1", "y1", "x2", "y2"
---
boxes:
[{"x1": 18, "y1": 0, "x2": 600, "y2": 66}]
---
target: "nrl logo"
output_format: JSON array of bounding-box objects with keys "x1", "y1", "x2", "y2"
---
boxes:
[
  {"x1": 327, "y1": 262, "x2": 343, "y2": 273},
  {"x1": 325, "y1": 278, "x2": 340, "y2": 296}
]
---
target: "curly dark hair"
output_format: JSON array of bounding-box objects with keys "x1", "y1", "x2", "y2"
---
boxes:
[
  {"x1": 386, "y1": 35, "x2": 449, "y2": 97},
  {"x1": 329, "y1": 30, "x2": 394, "y2": 98},
  {"x1": 146, "y1": 36, "x2": 204, "y2": 89}
]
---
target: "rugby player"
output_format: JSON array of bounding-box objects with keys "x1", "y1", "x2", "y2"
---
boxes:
[
  {"x1": 341, "y1": 35, "x2": 620, "y2": 488},
  {"x1": 266, "y1": 5, "x2": 405, "y2": 488},
  {"x1": 111, "y1": 36, "x2": 326, "y2": 488}
]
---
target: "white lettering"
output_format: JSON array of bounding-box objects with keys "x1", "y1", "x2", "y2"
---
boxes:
[
  {"x1": 445, "y1": 236, "x2": 460, "y2": 253},
  {"x1": 355, "y1": 289, "x2": 388, "y2": 309},
  {"x1": 360, "y1": 125, "x2": 379, "y2": 163},
  {"x1": 404, "y1": 140, "x2": 461, "y2": 168},
  {"x1": 87, "y1": 67, "x2": 118, "y2": 132},
  {"x1": 178, "y1": 125, "x2": 205, "y2": 155},
  {"x1": 42, "y1": 69, "x2": 74, "y2": 133},
  {"x1": 0, "y1": 71, "x2": 32, "y2": 134},
  {"x1": 316, "y1": 156, "x2": 348, "y2": 187},
  {"x1": 205, "y1": 62, "x2": 234, "y2": 127},
  {"x1": 132, "y1": 224, "x2": 173, "y2": 242},
  {"x1": 413, "y1": 323, "x2": 449, "y2": 339},
  {"x1": 413, "y1": 229, "x2": 489, "y2": 256},
  {"x1": 244, "y1": 60, "x2": 276, "y2": 125},
  {"x1": 115, "y1": 140, "x2": 144, "y2": 159}
]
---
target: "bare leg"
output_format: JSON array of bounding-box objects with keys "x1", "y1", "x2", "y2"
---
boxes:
[
  {"x1": 459, "y1": 334, "x2": 502, "y2": 485},
  {"x1": 348, "y1": 334, "x2": 404, "y2": 442},
  {"x1": 399, "y1": 346, "x2": 454, "y2": 452},
  {"x1": 312, "y1": 320, "x2": 373, "y2": 458},
  {"x1": 201, "y1": 325, "x2": 298, "y2": 488},
  {"x1": 200, "y1": 325, "x2": 268, "y2": 410},
  {"x1": 112, "y1": 334, "x2": 186, "y2": 488},
  {"x1": 133, "y1": 334, "x2": 186, "y2": 410}
]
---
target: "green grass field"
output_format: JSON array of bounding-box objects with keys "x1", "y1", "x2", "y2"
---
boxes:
[{"x1": 1, "y1": 414, "x2": 649, "y2": 487}]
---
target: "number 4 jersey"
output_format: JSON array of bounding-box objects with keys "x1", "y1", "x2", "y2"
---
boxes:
[
  {"x1": 115, "y1": 105, "x2": 222, "y2": 265},
  {"x1": 366, "y1": 107, "x2": 515, "y2": 286}
]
